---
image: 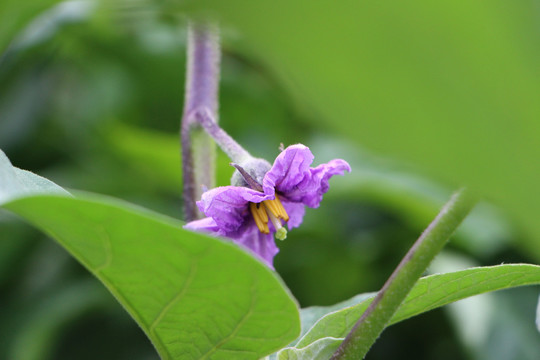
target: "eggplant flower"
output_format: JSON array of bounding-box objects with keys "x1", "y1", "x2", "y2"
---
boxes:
[{"x1": 184, "y1": 144, "x2": 350, "y2": 268}]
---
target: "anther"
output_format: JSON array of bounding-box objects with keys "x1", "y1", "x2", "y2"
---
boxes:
[
  {"x1": 250, "y1": 202, "x2": 269, "y2": 234},
  {"x1": 263, "y1": 196, "x2": 289, "y2": 221},
  {"x1": 273, "y1": 196, "x2": 289, "y2": 221}
]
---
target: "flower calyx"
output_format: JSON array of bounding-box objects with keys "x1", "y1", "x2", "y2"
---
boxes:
[{"x1": 230, "y1": 157, "x2": 271, "y2": 189}]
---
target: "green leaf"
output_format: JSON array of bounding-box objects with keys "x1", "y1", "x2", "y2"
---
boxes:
[
  {"x1": 0, "y1": 150, "x2": 70, "y2": 202},
  {"x1": 279, "y1": 264, "x2": 540, "y2": 357},
  {"x1": 296, "y1": 293, "x2": 375, "y2": 347},
  {"x1": 269, "y1": 293, "x2": 373, "y2": 359},
  {"x1": 183, "y1": 0, "x2": 540, "y2": 257},
  {"x1": 278, "y1": 338, "x2": 342, "y2": 360},
  {"x1": 0, "y1": 150, "x2": 300, "y2": 359},
  {"x1": 3, "y1": 195, "x2": 300, "y2": 359}
]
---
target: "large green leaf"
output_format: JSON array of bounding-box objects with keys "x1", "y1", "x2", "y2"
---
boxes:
[
  {"x1": 279, "y1": 264, "x2": 540, "y2": 358},
  {"x1": 0, "y1": 150, "x2": 300, "y2": 359},
  {"x1": 183, "y1": 0, "x2": 540, "y2": 257},
  {"x1": 3, "y1": 194, "x2": 300, "y2": 359}
]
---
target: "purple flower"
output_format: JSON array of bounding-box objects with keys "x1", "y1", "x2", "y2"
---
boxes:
[{"x1": 184, "y1": 144, "x2": 351, "y2": 268}]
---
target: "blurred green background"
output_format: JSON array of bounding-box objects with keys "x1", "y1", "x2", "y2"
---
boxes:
[{"x1": 1, "y1": 1, "x2": 539, "y2": 359}]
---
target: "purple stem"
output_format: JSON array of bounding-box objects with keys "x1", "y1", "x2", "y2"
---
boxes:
[
  {"x1": 181, "y1": 22, "x2": 221, "y2": 221},
  {"x1": 191, "y1": 108, "x2": 251, "y2": 163},
  {"x1": 183, "y1": 23, "x2": 220, "y2": 116}
]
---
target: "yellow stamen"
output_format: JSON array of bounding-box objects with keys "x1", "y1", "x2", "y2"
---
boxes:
[
  {"x1": 249, "y1": 202, "x2": 269, "y2": 234},
  {"x1": 263, "y1": 196, "x2": 289, "y2": 221},
  {"x1": 273, "y1": 196, "x2": 289, "y2": 221},
  {"x1": 255, "y1": 202, "x2": 268, "y2": 222},
  {"x1": 263, "y1": 199, "x2": 280, "y2": 218}
]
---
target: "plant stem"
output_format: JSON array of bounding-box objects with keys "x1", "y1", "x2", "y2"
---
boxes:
[
  {"x1": 193, "y1": 108, "x2": 251, "y2": 163},
  {"x1": 181, "y1": 22, "x2": 220, "y2": 221},
  {"x1": 331, "y1": 188, "x2": 477, "y2": 360}
]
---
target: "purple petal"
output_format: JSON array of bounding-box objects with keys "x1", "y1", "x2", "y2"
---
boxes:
[
  {"x1": 183, "y1": 217, "x2": 223, "y2": 235},
  {"x1": 196, "y1": 186, "x2": 273, "y2": 233},
  {"x1": 299, "y1": 159, "x2": 351, "y2": 208},
  {"x1": 282, "y1": 200, "x2": 305, "y2": 230},
  {"x1": 184, "y1": 217, "x2": 278, "y2": 269},
  {"x1": 262, "y1": 144, "x2": 314, "y2": 196},
  {"x1": 228, "y1": 218, "x2": 279, "y2": 269},
  {"x1": 263, "y1": 144, "x2": 350, "y2": 208}
]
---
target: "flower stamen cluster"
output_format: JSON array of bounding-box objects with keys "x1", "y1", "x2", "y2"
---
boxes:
[{"x1": 250, "y1": 197, "x2": 289, "y2": 240}]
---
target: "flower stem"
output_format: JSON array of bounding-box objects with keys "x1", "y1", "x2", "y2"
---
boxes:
[
  {"x1": 191, "y1": 108, "x2": 251, "y2": 164},
  {"x1": 331, "y1": 188, "x2": 477, "y2": 360},
  {"x1": 181, "y1": 22, "x2": 221, "y2": 221}
]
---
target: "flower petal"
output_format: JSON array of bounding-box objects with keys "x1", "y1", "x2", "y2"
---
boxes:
[
  {"x1": 262, "y1": 144, "x2": 314, "y2": 196},
  {"x1": 184, "y1": 217, "x2": 278, "y2": 268},
  {"x1": 282, "y1": 200, "x2": 306, "y2": 230},
  {"x1": 264, "y1": 144, "x2": 350, "y2": 208},
  {"x1": 228, "y1": 218, "x2": 279, "y2": 269},
  {"x1": 196, "y1": 186, "x2": 273, "y2": 233},
  {"x1": 183, "y1": 217, "x2": 222, "y2": 235},
  {"x1": 299, "y1": 159, "x2": 351, "y2": 208}
]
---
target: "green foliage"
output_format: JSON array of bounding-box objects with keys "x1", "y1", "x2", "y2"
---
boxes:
[
  {"x1": 279, "y1": 264, "x2": 540, "y2": 358},
  {"x1": 2, "y1": 2, "x2": 540, "y2": 359},
  {"x1": 0, "y1": 150, "x2": 301, "y2": 360},
  {"x1": 279, "y1": 338, "x2": 342, "y2": 360},
  {"x1": 297, "y1": 293, "x2": 375, "y2": 345}
]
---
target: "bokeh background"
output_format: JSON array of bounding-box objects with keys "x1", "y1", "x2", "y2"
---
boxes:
[{"x1": 1, "y1": 1, "x2": 539, "y2": 359}]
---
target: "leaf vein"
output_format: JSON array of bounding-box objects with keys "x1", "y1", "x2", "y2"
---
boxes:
[
  {"x1": 199, "y1": 283, "x2": 257, "y2": 359},
  {"x1": 150, "y1": 260, "x2": 198, "y2": 338}
]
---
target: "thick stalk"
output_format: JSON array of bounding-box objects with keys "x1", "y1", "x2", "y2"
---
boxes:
[
  {"x1": 181, "y1": 22, "x2": 220, "y2": 221},
  {"x1": 331, "y1": 188, "x2": 477, "y2": 359}
]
